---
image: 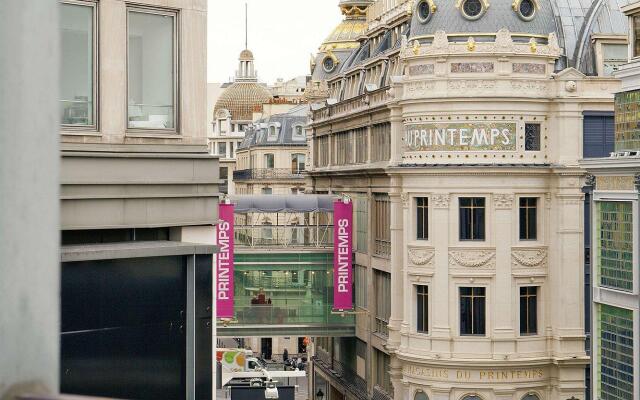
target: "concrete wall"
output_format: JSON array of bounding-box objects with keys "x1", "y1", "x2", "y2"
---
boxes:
[{"x1": 0, "y1": 0, "x2": 60, "y2": 398}]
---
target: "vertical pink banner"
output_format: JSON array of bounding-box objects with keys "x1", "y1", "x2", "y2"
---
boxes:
[
  {"x1": 333, "y1": 200, "x2": 353, "y2": 311},
  {"x1": 216, "y1": 203, "x2": 234, "y2": 319}
]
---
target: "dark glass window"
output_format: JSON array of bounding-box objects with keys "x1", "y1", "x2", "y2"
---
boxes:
[
  {"x1": 525, "y1": 123, "x2": 541, "y2": 151},
  {"x1": 416, "y1": 197, "x2": 428, "y2": 240},
  {"x1": 416, "y1": 285, "x2": 428, "y2": 333},
  {"x1": 519, "y1": 286, "x2": 538, "y2": 335},
  {"x1": 462, "y1": 0, "x2": 483, "y2": 17},
  {"x1": 417, "y1": 0, "x2": 431, "y2": 22},
  {"x1": 460, "y1": 287, "x2": 486, "y2": 335},
  {"x1": 519, "y1": 197, "x2": 538, "y2": 240},
  {"x1": 519, "y1": 0, "x2": 535, "y2": 18},
  {"x1": 459, "y1": 198, "x2": 485, "y2": 240}
]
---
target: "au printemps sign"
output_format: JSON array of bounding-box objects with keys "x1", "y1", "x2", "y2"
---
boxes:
[{"x1": 404, "y1": 122, "x2": 517, "y2": 151}]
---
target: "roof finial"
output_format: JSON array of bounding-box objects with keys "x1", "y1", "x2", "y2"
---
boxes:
[{"x1": 245, "y1": 2, "x2": 248, "y2": 50}]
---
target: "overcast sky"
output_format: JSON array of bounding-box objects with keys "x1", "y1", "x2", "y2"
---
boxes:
[{"x1": 207, "y1": 0, "x2": 343, "y2": 84}]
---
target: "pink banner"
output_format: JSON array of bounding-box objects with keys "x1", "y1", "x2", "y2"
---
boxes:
[
  {"x1": 333, "y1": 200, "x2": 353, "y2": 311},
  {"x1": 216, "y1": 203, "x2": 234, "y2": 319}
]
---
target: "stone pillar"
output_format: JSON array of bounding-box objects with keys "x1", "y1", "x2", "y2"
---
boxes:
[
  {"x1": 431, "y1": 194, "x2": 451, "y2": 355},
  {"x1": 0, "y1": 0, "x2": 60, "y2": 398},
  {"x1": 388, "y1": 176, "x2": 404, "y2": 349},
  {"x1": 492, "y1": 194, "x2": 516, "y2": 351}
]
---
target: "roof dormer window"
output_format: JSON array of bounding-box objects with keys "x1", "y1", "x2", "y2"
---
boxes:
[
  {"x1": 267, "y1": 123, "x2": 280, "y2": 141},
  {"x1": 417, "y1": 0, "x2": 436, "y2": 23},
  {"x1": 458, "y1": 0, "x2": 487, "y2": 20},
  {"x1": 513, "y1": 0, "x2": 536, "y2": 21},
  {"x1": 292, "y1": 124, "x2": 305, "y2": 140}
]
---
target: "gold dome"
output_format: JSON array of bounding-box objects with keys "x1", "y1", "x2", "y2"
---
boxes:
[
  {"x1": 239, "y1": 49, "x2": 254, "y2": 60},
  {"x1": 214, "y1": 82, "x2": 272, "y2": 121},
  {"x1": 319, "y1": 1, "x2": 371, "y2": 51}
]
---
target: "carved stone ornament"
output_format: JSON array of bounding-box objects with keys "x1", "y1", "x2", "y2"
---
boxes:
[
  {"x1": 565, "y1": 80, "x2": 577, "y2": 92},
  {"x1": 494, "y1": 28, "x2": 513, "y2": 52},
  {"x1": 431, "y1": 194, "x2": 450, "y2": 208},
  {"x1": 432, "y1": 30, "x2": 449, "y2": 52},
  {"x1": 449, "y1": 250, "x2": 496, "y2": 268},
  {"x1": 493, "y1": 194, "x2": 514, "y2": 209},
  {"x1": 401, "y1": 193, "x2": 409, "y2": 208},
  {"x1": 512, "y1": 248, "x2": 548, "y2": 268},
  {"x1": 548, "y1": 32, "x2": 561, "y2": 55},
  {"x1": 408, "y1": 248, "x2": 435, "y2": 266}
]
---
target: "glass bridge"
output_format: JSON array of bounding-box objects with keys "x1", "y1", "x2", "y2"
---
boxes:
[{"x1": 217, "y1": 195, "x2": 355, "y2": 337}]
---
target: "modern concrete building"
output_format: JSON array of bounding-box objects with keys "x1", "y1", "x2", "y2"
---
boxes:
[
  {"x1": 307, "y1": 0, "x2": 628, "y2": 399},
  {"x1": 59, "y1": 0, "x2": 217, "y2": 399},
  {"x1": 582, "y1": 3, "x2": 640, "y2": 399}
]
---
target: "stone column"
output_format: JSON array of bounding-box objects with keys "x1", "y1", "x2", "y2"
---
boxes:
[
  {"x1": 492, "y1": 194, "x2": 516, "y2": 351},
  {"x1": 431, "y1": 194, "x2": 451, "y2": 354},
  {"x1": 0, "y1": 0, "x2": 60, "y2": 398},
  {"x1": 388, "y1": 176, "x2": 404, "y2": 349}
]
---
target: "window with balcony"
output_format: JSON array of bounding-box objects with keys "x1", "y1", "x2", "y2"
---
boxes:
[
  {"x1": 60, "y1": 1, "x2": 96, "y2": 128},
  {"x1": 264, "y1": 153, "x2": 275, "y2": 169},
  {"x1": 519, "y1": 286, "x2": 538, "y2": 335},
  {"x1": 519, "y1": 197, "x2": 538, "y2": 240},
  {"x1": 459, "y1": 197, "x2": 485, "y2": 241},
  {"x1": 127, "y1": 8, "x2": 177, "y2": 130},
  {"x1": 291, "y1": 153, "x2": 305, "y2": 174},
  {"x1": 374, "y1": 270, "x2": 391, "y2": 337},
  {"x1": 374, "y1": 194, "x2": 391, "y2": 257},
  {"x1": 460, "y1": 287, "x2": 486, "y2": 335}
]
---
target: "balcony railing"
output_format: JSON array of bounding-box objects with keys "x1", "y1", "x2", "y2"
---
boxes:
[
  {"x1": 233, "y1": 168, "x2": 306, "y2": 181},
  {"x1": 313, "y1": 349, "x2": 368, "y2": 400},
  {"x1": 224, "y1": 304, "x2": 354, "y2": 326}
]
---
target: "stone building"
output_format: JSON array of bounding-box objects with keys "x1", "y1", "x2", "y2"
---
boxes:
[
  {"x1": 581, "y1": 3, "x2": 640, "y2": 399},
  {"x1": 307, "y1": 0, "x2": 628, "y2": 399},
  {"x1": 59, "y1": 0, "x2": 217, "y2": 398}
]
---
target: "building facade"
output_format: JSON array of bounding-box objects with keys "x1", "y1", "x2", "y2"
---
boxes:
[
  {"x1": 582, "y1": 3, "x2": 640, "y2": 399},
  {"x1": 307, "y1": 0, "x2": 628, "y2": 399},
  {"x1": 59, "y1": 0, "x2": 217, "y2": 398}
]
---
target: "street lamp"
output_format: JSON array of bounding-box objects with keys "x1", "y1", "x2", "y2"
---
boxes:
[{"x1": 315, "y1": 388, "x2": 324, "y2": 400}]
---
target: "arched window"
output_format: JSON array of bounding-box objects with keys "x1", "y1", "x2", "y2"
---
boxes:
[
  {"x1": 414, "y1": 391, "x2": 429, "y2": 400},
  {"x1": 462, "y1": 395, "x2": 482, "y2": 400},
  {"x1": 522, "y1": 394, "x2": 540, "y2": 400}
]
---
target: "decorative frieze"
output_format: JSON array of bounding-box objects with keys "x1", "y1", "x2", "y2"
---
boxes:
[
  {"x1": 405, "y1": 81, "x2": 436, "y2": 99},
  {"x1": 511, "y1": 248, "x2": 548, "y2": 269},
  {"x1": 431, "y1": 194, "x2": 450, "y2": 208},
  {"x1": 596, "y1": 175, "x2": 636, "y2": 191},
  {"x1": 408, "y1": 64, "x2": 435, "y2": 76},
  {"x1": 449, "y1": 249, "x2": 496, "y2": 268},
  {"x1": 451, "y1": 62, "x2": 494, "y2": 73},
  {"x1": 493, "y1": 194, "x2": 514, "y2": 209},
  {"x1": 510, "y1": 80, "x2": 548, "y2": 94},
  {"x1": 408, "y1": 247, "x2": 435, "y2": 266},
  {"x1": 447, "y1": 80, "x2": 496, "y2": 91},
  {"x1": 512, "y1": 63, "x2": 545, "y2": 74}
]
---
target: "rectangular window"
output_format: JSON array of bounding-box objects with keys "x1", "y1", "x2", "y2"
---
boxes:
[
  {"x1": 416, "y1": 197, "x2": 429, "y2": 240},
  {"x1": 459, "y1": 197, "x2": 485, "y2": 241},
  {"x1": 374, "y1": 270, "x2": 391, "y2": 337},
  {"x1": 371, "y1": 123, "x2": 391, "y2": 162},
  {"x1": 315, "y1": 135, "x2": 330, "y2": 167},
  {"x1": 218, "y1": 142, "x2": 227, "y2": 157},
  {"x1": 460, "y1": 287, "x2": 486, "y2": 335},
  {"x1": 374, "y1": 349, "x2": 392, "y2": 395},
  {"x1": 127, "y1": 8, "x2": 177, "y2": 130},
  {"x1": 334, "y1": 131, "x2": 353, "y2": 165},
  {"x1": 519, "y1": 197, "x2": 538, "y2": 240},
  {"x1": 291, "y1": 153, "x2": 305, "y2": 173},
  {"x1": 602, "y1": 43, "x2": 627, "y2": 76},
  {"x1": 597, "y1": 201, "x2": 634, "y2": 291},
  {"x1": 354, "y1": 127, "x2": 368, "y2": 163},
  {"x1": 262, "y1": 187, "x2": 272, "y2": 195},
  {"x1": 598, "y1": 304, "x2": 634, "y2": 400},
  {"x1": 264, "y1": 154, "x2": 275, "y2": 169},
  {"x1": 355, "y1": 196, "x2": 368, "y2": 253},
  {"x1": 634, "y1": 16, "x2": 640, "y2": 58},
  {"x1": 519, "y1": 286, "x2": 538, "y2": 335},
  {"x1": 525, "y1": 123, "x2": 541, "y2": 151},
  {"x1": 355, "y1": 265, "x2": 367, "y2": 309},
  {"x1": 230, "y1": 142, "x2": 235, "y2": 158},
  {"x1": 374, "y1": 195, "x2": 391, "y2": 257},
  {"x1": 614, "y1": 90, "x2": 640, "y2": 152},
  {"x1": 60, "y1": 1, "x2": 96, "y2": 127},
  {"x1": 416, "y1": 285, "x2": 429, "y2": 333}
]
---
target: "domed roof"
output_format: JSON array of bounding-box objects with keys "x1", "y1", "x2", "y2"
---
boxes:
[
  {"x1": 239, "y1": 49, "x2": 254, "y2": 60},
  {"x1": 214, "y1": 82, "x2": 272, "y2": 121}
]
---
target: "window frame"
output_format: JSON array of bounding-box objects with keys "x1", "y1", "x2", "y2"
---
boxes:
[
  {"x1": 60, "y1": 0, "x2": 99, "y2": 132},
  {"x1": 415, "y1": 196, "x2": 429, "y2": 241},
  {"x1": 458, "y1": 197, "x2": 486, "y2": 241},
  {"x1": 125, "y1": 5, "x2": 180, "y2": 134},
  {"x1": 264, "y1": 153, "x2": 275, "y2": 169},
  {"x1": 518, "y1": 197, "x2": 538, "y2": 241},
  {"x1": 415, "y1": 284, "x2": 429, "y2": 334},
  {"x1": 459, "y1": 286, "x2": 487, "y2": 336},
  {"x1": 519, "y1": 286, "x2": 539, "y2": 336}
]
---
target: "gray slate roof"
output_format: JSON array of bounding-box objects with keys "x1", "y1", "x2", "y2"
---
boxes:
[{"x1": 238, "y1": 104, "x2": 309, "y2": 150}]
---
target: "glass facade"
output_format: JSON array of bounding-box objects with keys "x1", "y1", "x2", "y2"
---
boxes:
[
  {"x1": 614, "y1": 90, "x2": 640, "y2": 151},
  {"x1": 598, "y1": 304, "x2": 634, "y2": 400},
  {"x1": 597, "y1": 201, "x2": 634, "y2": 292},
  {"x1": 229, "y1": 252, "x2": 353, "y2": 327}
]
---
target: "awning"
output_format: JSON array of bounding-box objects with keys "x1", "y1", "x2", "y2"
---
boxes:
[{"x1": 229, "y1": 195, "x2": 337, "y2": 213}]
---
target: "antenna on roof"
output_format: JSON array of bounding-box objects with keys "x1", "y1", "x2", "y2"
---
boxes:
[{"x1": 245, "y1": 2, "x2": 248, "y2": 50}]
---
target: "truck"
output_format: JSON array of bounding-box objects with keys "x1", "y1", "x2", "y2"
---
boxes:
[{"x1": 216, "y1": 348, "x2": 306, "y2": 387}]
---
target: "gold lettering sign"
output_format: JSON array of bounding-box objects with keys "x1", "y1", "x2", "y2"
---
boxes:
[
  {"x1": 404, "y1": 122, "x2": 517, "y2": 151},
  {"x1": 404, "y1": 366, "x2": 545, "y2": 382},
  {"x1": 596, "y1": 176, "x2": 635, "y2": 191}
]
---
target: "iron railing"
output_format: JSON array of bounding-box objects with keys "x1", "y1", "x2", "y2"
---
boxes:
[
  {"x1": 235, "y1": 225, "x2": 333, "y2": 248},
  {"x1": 313, "y1": 350, "x2": 368, "y2": 400},
  {"x1": 233, "y1": 168, "x2": 306, "y2": 181}
]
